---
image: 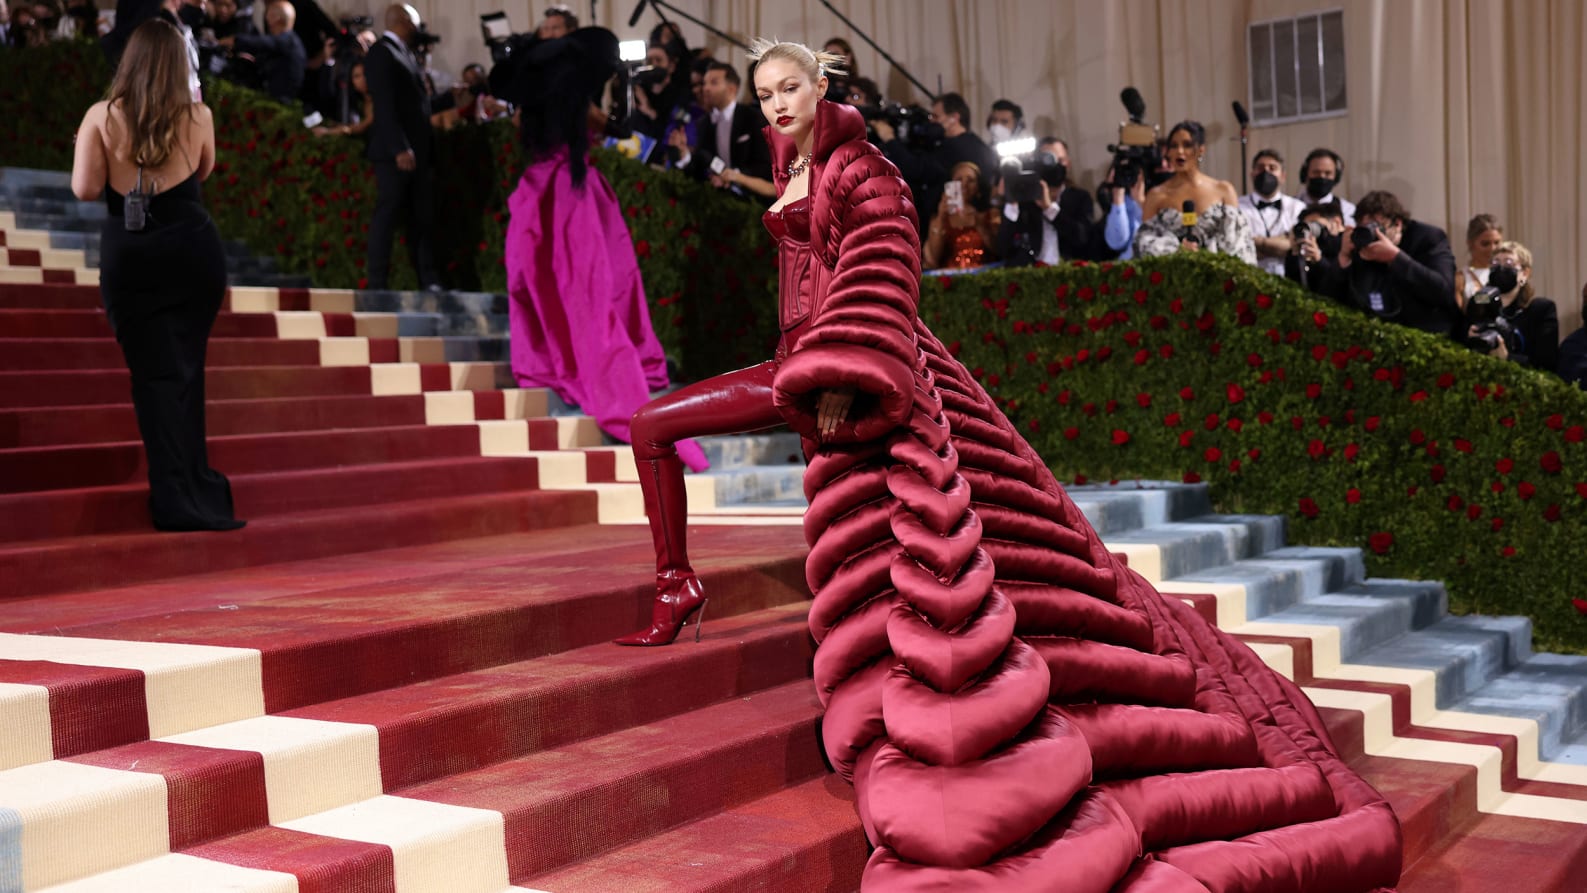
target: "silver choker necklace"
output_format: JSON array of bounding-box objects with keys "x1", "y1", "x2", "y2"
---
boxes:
[{"x1": 786, "y1": 151, "x2": 814, "y2": 179}]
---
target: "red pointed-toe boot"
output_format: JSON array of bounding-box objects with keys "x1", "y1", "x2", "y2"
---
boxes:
[{"x1": 615, "y1": 454, "x2": 708, "y2": 645}]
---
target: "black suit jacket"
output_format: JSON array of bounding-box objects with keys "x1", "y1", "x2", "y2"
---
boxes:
[
  {"x1": 686, "y1": 102, "x2": 772, "y2": 185},
  {"x1": 1558, "y1": 325, "x2": 1587, "y2": 390},
  {"x1": 364, "y1": 36, "x2": 436, "y2": 164},
  {"x1": 234, "y1": 30, "x2": 306, "y2": 105},
  {"x1": 1343, "y1": 219, "x2": 1459, "y2": 338},
  {"x1": 997, "y1": 185, "x2": 1099, "y2": 265},
  {"x1": 1505, "y1": 296, "x2": 1560, "y2": 372}
]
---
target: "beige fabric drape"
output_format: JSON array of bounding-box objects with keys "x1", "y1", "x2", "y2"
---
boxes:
[{"x1": 380, "y1": 0, "x2": 1587, "y2": 335}]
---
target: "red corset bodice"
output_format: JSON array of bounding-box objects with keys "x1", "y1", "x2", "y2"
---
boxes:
[{"x1": 763, "y1": 196, "x2": 820, "y2": 355}]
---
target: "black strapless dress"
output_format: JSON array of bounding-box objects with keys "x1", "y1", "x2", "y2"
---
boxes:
[{"x1": 101, "y1": 170, "x2": 243, "y2": 531}]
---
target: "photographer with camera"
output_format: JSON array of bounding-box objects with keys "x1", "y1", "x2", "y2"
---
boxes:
[
  {"x1": 1462, "y1": 241, "x2": 1559, "y2": 371},
  {"x1": 1284, "y1": 199, "x2": 1347, "y2": 295},
  {"x1": 873, "y1": 92, "x2": 996, "y2": 230},
  {"x1": 363, "y1": 3, "x2": 451, "y2": 291},
  {"x1": 997, "y1": 137, "x2": 1097, "y2": 265},
  {"x1": 1097, "y1": 162, "x2": 1145, "y2": 259},
  {"x1": 1333, "y1": 190, "x2": 1458, "y2": 338},
  {"x1": 1237, "y1": 148, "x2": 1306, "y2": 276},
  {"x1": 924, "y1": 160, "x2": 997, "y2": 270},
  {"x1": 215, "y1": 1, "x2": 303, "y2": 105}
]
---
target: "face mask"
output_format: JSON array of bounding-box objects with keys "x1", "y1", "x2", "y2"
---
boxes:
[
  {"x1": 1253, "y1": 170, "x2": 1279, "y2": 197},
  {"x1": 1316, "y1": 231, "x2": 1343, "y2": 259},
  {"x1": 1488, "y1": 265, "x2": 1520, "y2": 294},
  {"x1": 1305, "y1": 176, "x2": 1335, "y2": 200},
  {"x1": 988, "y1": 123, "x2": 1015, "y2": 144}
]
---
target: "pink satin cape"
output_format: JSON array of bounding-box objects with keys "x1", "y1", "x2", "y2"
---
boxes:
[
  {"x1": 505, "y1": 149, "x2": 707, "y2": 471},
  {"x1": 767, "y1": 100, "x2": 1402, "y2": 892}
]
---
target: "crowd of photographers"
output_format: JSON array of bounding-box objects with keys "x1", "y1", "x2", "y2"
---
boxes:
[{"x1": 5, "y1": 2, "x2": 1582, "y2": 387}]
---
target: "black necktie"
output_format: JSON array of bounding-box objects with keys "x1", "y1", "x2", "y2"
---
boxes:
[{"x1": 1257, "y1": 199, "x2": 1281, "y2": 210}]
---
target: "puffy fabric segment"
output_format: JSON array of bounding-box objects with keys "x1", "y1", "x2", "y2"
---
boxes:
[
  {"x1": 1057, "y1": 703, "x2": 1260, "y2": 776},
  {"x1": 1101, "y1": 764, "x2": 1340, "y2": 851},
  {"x1": 1030, "y1": 637, "x2": 1197, "y2": 706},
  {"x1": 882, "y1": 638, "x2": 1051, "y2": 767},
  {"x1": 1003, "y1": 582, "x2": 1152, "y2": 647},
  {"x1": 1155, "y1": 803, "x2": 1403, "y2": 893}
]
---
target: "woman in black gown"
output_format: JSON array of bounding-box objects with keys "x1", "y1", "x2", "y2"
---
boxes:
[{"x1": 71, "y1": 19, "x2": 244, "y2": 531}]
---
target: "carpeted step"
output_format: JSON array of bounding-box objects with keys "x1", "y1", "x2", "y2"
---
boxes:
[
  {"x1": 0, "y1": 488, "x2": 599, "y2": 599},
  {"x1": 0, "y1": 455, "x2": 546, "y2": 543},
  {"x1": 0, "y1": 413, "x2": 593, "y2": 493},
  {"x1": 0, "y1": 365, "x2": 390, "y2": 407},
  {"x1": 0, "y1": 308, "x2": 278, "y2": 339},
  {"x1": 0, "y1": 393, "x2": 436, "y2": 449},
  {"x1": 524, "y1": 774, "x2": 863, "y2": 893},
  {"x1": 1398, "y1": 812, "x2": 1587, "y2": 891},
  {"x1": 0, "y1": 337, "x2": 324, "y2": 371},
  {"x1": 0, "y1": 282, "x2": 101, "y2": 309},
  {"x1": 403, "y1": 678, "x2": 826, "y2": 881}
]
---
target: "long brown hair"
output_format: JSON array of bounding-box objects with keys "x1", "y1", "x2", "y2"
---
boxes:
[{"x1": 105, "y1": 19, "x2": 195, "y2": 168}]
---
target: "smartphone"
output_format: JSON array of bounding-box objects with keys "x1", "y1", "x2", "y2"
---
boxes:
[{"x1": 944, "y1": 180, "x2": 964, "y2": 215}]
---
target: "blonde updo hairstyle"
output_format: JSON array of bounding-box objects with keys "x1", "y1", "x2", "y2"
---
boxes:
[{"x1": 746, "y1": 38, "x2": 848, "y2": 85}]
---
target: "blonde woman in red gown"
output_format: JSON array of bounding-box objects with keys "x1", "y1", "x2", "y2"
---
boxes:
[{"x1": 621, "y1": 39, "x2": 1403, "y2": 892}]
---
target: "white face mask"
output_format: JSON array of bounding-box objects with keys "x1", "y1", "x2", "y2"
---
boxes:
[{"x1": 988, "y1": 123, "x2": 1015, "y2": 144}]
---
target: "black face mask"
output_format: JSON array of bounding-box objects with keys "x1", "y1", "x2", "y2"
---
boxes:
[
  {"x1": 1305, "y1": 176, "x2": 1335, "y2": 200},
  {"x1": 1041, "y1": 161, "x2": 1068, "y2": 188},
  {"x1": 1253, "y1": 170, "x2": 1279, "y2": 197},
  {"x1": 1488, "y1": 265, "x2": 1520, "y2": 294}
]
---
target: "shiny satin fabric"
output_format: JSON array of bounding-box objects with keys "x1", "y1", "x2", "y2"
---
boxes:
[{"x1": 762, "y1": 101, "x2": 1402, "y2": 891}]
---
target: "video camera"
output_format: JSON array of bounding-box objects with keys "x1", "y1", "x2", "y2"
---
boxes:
[
  {"x1": 1107, "y1": 87, "x2": 1162, "y2": 190},
  {"x1": 996, "y1": 138, "x2": 1066, "y2": 205},
  {"x1": 1464, "y1": 286, "x2": 1515, "y2": 354},
  {"x1": 860, "y1": 101, "x2": 944, "y2": 151}
]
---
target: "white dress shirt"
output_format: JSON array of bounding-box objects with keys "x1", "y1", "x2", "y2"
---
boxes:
[
  {"x1": 1002, "y1": 201, "x2": 1063, "y2": 265},
  {"x1": 1238, "y1": 192, "x2": 1306, "y2": 276}
]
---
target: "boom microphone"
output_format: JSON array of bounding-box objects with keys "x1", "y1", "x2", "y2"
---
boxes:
[
  {"x1": 1121, "y1": 86, "x2": 1146, "y2": 122},
  {"x1": 1232, "y1": 100, "x2": 1249, "y2": 126},
  {"x1": 627, "y1": 0, "x2": 649, "y2": 28}
]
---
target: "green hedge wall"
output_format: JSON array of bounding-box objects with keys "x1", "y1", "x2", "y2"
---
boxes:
[{"x1": 6, "y1": 43, "x2": 1586, "y2": 651}]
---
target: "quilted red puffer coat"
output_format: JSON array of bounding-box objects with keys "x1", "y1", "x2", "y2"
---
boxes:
[{"x1": 766, "y1": 99, "x2": 1402, "y2": 892}]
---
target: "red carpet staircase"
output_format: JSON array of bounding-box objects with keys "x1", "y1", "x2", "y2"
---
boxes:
[{"x1": 2, "y1": 171, "x2": 1586, "y2": 891}]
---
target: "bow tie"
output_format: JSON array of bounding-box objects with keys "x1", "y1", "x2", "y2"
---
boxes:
[{"x1": 1257, "y1": 199, "x2": 1282, "y2": 210}]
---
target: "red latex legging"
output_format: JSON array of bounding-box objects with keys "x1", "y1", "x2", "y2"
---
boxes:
[{"x1": 630, "y1": 360, "x2": 784, "y2": 461}]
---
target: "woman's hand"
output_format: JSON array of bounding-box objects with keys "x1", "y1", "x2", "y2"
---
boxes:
[{"x1": 816, "y1": 388, "x2": 856, "y2": 438}]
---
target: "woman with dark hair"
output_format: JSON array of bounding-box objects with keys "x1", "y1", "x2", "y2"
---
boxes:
[
  {"x1": 496, "y1": 26, "x2": 707, "y2": 472},
  {"x1": 1134, "y1": 119, "x2": 1255, "y2": 263},
  {"x1": 922, "y1": 159, "x2": 997, "y2": 269},
  {"x1": 618, "y1": 39, "x2": 1399, "y2": 889},
  {"x1": 71, "y1": 18, "x2": 243, "y2": 531}
]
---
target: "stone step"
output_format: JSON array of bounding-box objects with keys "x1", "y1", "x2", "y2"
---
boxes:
[
  {"x1": 1069, "y1": 481, "x2": 1216, "y2": 535},
  {"x1": 1169, "y1": 545, "x2": 1369, "y2": 620},
  {"x1": 702, "y1": 464, "x2": 807, "y2": 506},
  {"x1": 1457, "y1": 652, "x2": 1587, "y2": 763},
  {"x1": 697, "y1": 431, "x2": 804, "y2": 471}
]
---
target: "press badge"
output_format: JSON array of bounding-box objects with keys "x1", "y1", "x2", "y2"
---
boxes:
[{"x1": 1368, "y1": 292, "x2": 1385, "y2": 313}]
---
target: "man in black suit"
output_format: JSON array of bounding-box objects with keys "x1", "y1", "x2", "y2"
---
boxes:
[
  {"x1": 997, "y1": 137, "x2": 1098, "y2": 265},
  {"x1": 221, "y1": 1, "x2": 304, "y2": 105},
  {"x1": 363, "y1": 3, "x2": 446, "y2": 291},
  {"x1": 875, "y1": 92, "x2": 998, "y2": 230},
  {"x1": 668, "y1": 62, "x2": 772, "y2": 201},
  {"x1": 1334, "y1": 190, "x2": 1459, "y2": 339}
]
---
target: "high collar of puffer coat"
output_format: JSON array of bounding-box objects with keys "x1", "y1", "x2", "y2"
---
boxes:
[{"x1": 765, "y1": 98, "x2": 867, "y2": 194}]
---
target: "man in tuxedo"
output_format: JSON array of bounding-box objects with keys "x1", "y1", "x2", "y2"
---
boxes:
[
  {"x1": 669, "y1": 62, "x2": 772, "y2": 200},
  {"x1": 1238, "y1": 148, "x2": 1307, "y2": 276},
  {"x1": 1334, "y1": 190, "x2": 1459, "y2": 339},
  {"x1": 364, "y1": 3, "x2": 445, "y2": 291},
  {"x1": 997, "y1": 137, "x2": 1098, "y2": 265},
  {"x1": 1296, "y1": 147, "x2": 1356, "y2": 225}
]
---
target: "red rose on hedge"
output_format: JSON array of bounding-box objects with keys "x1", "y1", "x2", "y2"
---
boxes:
[
  {"x1": 1313, "y1": 311, "x2": 1329, "y2": 328},
  {"x1": 1227, "y1": 383, "x2": 1246, "y2": 404},
  {"x1": 1369, "y1": 532, "x2": 1394, "y2": 554},
  {"x1": 1307, "y1": 439, "x2": 1327, "y2": 459},
  {"x1": 1063, "y1": 427, "x2": 1080, "y2": 440},
  {"x1": 1204, "y1": 447, "x2": 1223, "y2": 462},
  {"x1": 1365, "y1": 416, "x2": 1381, "y2": 432},
  {"x1": 1431, "y1": 465, "x2": 1447, "y2": 483},
  {"x1": 1546, "y1": 414, "x2": 1564, "y2": 430},
  {"x1": 1112, "y1": 429, "x2": 1131, "y2": 445},
  {"x1": 1542, "y1": 451, "x2": 1564, "y2": 474},
  {"x1": 1136, "y1": 393, "x2": 1152, "y2": 407},
  {"x1": 1544, "y1": 504, "x2": 1563, "y2": 522},
  {"x1": 1496, "y1": 458, "x2": 1514, "y2": 475},
  {"x1": 1346, "y1": 488, "x2": 1361, "y2": 504},
  {"x1": 1517, "y1": 481, "x2": 1537, "y2": 501},
  {"x1": 1298, "y1": 497, "x2": 1320, "y2": 519},
  {"x1": 1437, "y1": 373, "x2": 1455, "y2": 389},
  {"x1": 1164, "y1": 412, "x2": 1182, "y2": 427}
]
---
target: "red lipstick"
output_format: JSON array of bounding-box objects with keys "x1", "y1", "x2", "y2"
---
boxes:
[{"x1": 777, "y1": 116, "x2": 794, "y2": 126}]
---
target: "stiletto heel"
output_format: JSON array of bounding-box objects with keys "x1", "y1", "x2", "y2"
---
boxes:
[
  {"x1": 614, "y1": 572, "x2": 707, "y2": 646},
  {"x1": 615, "y1": 454, "x2": 711, "y2": 647},
  {"x1": 693, "y1": 598, "x2": 709, "y2": 642}
]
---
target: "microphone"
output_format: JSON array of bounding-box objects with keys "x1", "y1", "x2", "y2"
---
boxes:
[
  {"x1": 1180, "y1": 200, "x2": 1200, "y2": 243},
  {"x1": 1120, "y1": 86, "x2": 1146, "y2": 122},
  {"x1": 1232, "y1": 101, "x2": 1249, "y2": 126},
  {"x1": 627, "y1": 0, "x2": 649, "y2": 28}
]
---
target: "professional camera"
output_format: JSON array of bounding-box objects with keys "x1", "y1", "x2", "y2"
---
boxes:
[
  {"x1": 996, "y1": 138, "x2": 1066, "y2": 205},
  {"x1": 1463, "y1": 287, "x2": 1515, "y2": 354},
  {"x1": 1350, "y1": 221, "x2": 1381, "y2": 253},
  {"x1": 860, "y1": 101, "x2": 944, "y2": 151},
  {"x1": 1107, "y1": 86, "x2": 1162, "y2": 190},
  {"x1": 1293, "y1": 220, "x2": 1324, "y2": 242},
  {"x1": 412, "y1": 27, "x2": 441, "y2": 50}
]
